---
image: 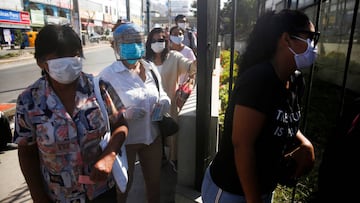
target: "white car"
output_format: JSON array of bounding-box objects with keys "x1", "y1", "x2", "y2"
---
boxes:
[{"x1": 89, "y1": 33, "x2": 101, "y2": 43}]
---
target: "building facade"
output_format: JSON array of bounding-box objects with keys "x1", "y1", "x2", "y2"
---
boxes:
[
  {"x1": 0, "y1": 0, "x2": 30, "y2": 46},
  {"x1": 0, "y1": 0, "x2": 145, "y2": 46}
]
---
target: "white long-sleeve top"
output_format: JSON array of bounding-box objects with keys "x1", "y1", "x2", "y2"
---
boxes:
[
  {"x1": 99, "y1": 59, "x2": 170, "y2": 145},
  {"x1": 156, "y1": 50, "x2": 196, "y2": 118}
]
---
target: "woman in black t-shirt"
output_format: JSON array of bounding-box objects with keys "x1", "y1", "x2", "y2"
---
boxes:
[{"x1": 201, "y1": 9, "x2": 317, "y2": 203}]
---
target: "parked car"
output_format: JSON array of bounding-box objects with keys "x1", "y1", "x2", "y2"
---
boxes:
[{"x1": 89, "y1": 32, "x2": 101, "y2": 43}]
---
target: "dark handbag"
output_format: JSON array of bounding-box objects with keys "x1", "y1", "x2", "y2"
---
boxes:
[
  {"x1": 158, "y1": 113, "x2": 179, "y2": 137},
  {"x1": 149, "y1": 69, "x2": 179, "y2": 137}
]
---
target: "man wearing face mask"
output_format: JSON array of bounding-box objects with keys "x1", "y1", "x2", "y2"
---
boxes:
[
  {"x1": 98, "y1": 23, "x2": 171, "y2": 203},
  {"x1": 14, "y1": 25, "x2": 128, "y2": 203},
  {"x1": 175, "y1": 14, "x2": 197, "y2": 55}
]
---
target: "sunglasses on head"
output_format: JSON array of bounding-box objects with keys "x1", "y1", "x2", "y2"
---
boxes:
[
  {"x1": 294, "y1": 30, "x2": 321, "y2": 46},
  {"x1": 151, "y1": 38, "x2": 165, "y2": 43}
]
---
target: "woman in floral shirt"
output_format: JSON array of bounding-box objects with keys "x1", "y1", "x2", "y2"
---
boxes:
[{"x1": 14, "y1": 25, "x2": 128, "y2": 203}]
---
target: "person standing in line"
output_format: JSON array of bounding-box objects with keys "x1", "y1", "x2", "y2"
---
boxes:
[
  {"x1": 169, "y1": 25, "x2": 196, "y2": 62},
  {"x1": 0, "y1": 111, "x2": 16, "y2": 151},
  {"x1": 145, "y1": 27, "x2": 196, "y2": 169},
  {"x1": 98, "y1": 23, "x2": 171, "y2": 203},
  {"x1": 201, "y1": 9, "x2": 317, "y2": 203},
  {"x1": 14, "y1": 24, "x2": 128, "y2": 203},
  {"x1": 169, "y1": 25, "x2": 196, "y2": 94},
  {"x1": 174, "y1": 14, "x2": 197, "y2": 55}
]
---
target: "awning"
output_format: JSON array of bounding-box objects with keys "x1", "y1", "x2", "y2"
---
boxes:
[
  {"x1": 81, "y1": 22, "x2": 94, "y2": 26},
  {"x1": 0, "y1": 23, "x2": 31, "y2": 29}
]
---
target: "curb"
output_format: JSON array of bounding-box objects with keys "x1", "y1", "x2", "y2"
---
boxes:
[
  {"x1": 0, "y1": 103, "x2": 16, "y2": 119},
  {"x1": 0, "y1": 42, "x2": 111, "y2": 65}
]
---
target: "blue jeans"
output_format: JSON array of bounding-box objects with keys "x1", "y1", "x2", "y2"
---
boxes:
[{"x1": 201, "y1": 166, "x2": 273, "y2": 203}]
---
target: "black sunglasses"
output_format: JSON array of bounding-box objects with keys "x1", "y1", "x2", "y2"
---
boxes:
[
  {"x1": 295, "y1": 30, "x2": 321, "y2": 46},
  {"x1": 151, "y1": 38, "x2": 165, "y2": 43}
]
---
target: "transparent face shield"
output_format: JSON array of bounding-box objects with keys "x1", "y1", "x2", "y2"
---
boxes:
[{"x1": 113, "y1": 24, "x2": 145, "y2": 62}]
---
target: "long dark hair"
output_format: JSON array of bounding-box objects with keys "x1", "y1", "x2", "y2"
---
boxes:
[
  {"x1": 239, "y1": 9, "x2": 310, "y2": 73},
  {"x1": 34, "y1": 25, "x2": 83, "y2": 63},
  {"x1": 145, "y1": 27, "x2": 169, "y2": 62}
]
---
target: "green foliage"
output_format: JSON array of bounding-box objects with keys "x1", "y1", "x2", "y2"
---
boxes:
[
  {"x1": 14, "y1": 30, "x2": 24, "y2": 46},
  {"x1": 0, "y1": 52, "x2": 20, "y2": 59},
  {"x1": 218, "y1": 50, "x2": 239, "y2": 133},
  {"x1": 219, "y1": 0, "x2": 258, "y2": 38}
]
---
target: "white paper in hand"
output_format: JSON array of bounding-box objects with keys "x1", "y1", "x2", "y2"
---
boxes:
[
  {"x1": 99, "y1": 131, "x2": 128, "y2": 193},
  {"x1": 94, "y1": 76, "x2": 128, "y2": 193}
]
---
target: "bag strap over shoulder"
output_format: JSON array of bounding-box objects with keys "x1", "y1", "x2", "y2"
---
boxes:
[
  {"x1": 93, "y1": 76, "x2": 111, "y2": 144},
  {"x1": 150, "y1": 69, "x2": 160, "y2": 93}
]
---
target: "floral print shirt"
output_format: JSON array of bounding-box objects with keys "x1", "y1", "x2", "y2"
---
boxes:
[{"x1": 14, "y1": 73, "x2": 124, "y2": 202}]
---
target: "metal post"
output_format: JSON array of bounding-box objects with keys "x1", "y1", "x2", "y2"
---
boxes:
[
  {"x1": 195, "y1": 0, "x2": 219, "y2": 191},
  {"x1": 72, "y1": 0, "x2": 81, "y2": 37},
  {"x1": 146, "y1": 0, "x2": 150, "y2": 33},
  {"x1": 168, "y1": 0, "x2": 171, "y2": 27},
  {"x1": 339, "y1": 0, "x2": 359, "y2": 118},
  {"x1": 126, "y1": 0, "x2": 130, "y2": 21},
  {"x1": 229, "y1": 0, "x2": 236, "y2": 97},
  {"x1": 302, "y1": 0, "x2": 322, "y2": 132}
]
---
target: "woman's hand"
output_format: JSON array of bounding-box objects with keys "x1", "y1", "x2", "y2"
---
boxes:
[
  {"x1": 290, "y1": 132, "x2": 315, "y2": 178},
  {"x1": 90, "y1": 152, "x2": 116, "y2": 182}
]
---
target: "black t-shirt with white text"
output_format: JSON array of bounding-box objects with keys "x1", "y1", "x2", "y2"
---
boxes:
[{"x1": 210, "y1": 62, "x2": 304, "y2": 195}]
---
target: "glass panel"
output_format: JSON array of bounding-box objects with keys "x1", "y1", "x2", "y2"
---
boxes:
[{"x1": 346, "y1": 7, "x2": 360, "y2": 94}]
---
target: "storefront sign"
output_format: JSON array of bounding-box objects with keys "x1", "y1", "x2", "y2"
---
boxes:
[
  {"x1": 30, "y1": 9, "x2": 45, "y2": 26},
  {"x1": 30, "y1": 0, "x2": 72, "y2": 9},
  {"x1": 0, "y1": 9, "x2": 30, "y2": 25}
]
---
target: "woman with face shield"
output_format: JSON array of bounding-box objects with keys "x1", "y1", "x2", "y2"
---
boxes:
[
  {"x1": 14, "y1": 25, "x2": 128, "y2": 203},
  {"x1": 201, "y1": 9, "x2": 317, "y2": 203},
  {"x1": 98, "y1": 23, "x2": 171, "y2": 203}
]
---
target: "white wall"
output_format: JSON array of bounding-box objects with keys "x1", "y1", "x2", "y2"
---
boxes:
[{"x1": 1, "y1": 0, "x2": 23, "y2": 11}]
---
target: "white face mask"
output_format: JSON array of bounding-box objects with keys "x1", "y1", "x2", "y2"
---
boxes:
[
  {"x1": 46, "y1": 57, "x2": 82, "y2": 84},
  {"x1": 178, "y1": 23, "x2": 187, "y2": 30},
  {"x1": 170, "y1": 35, "x2": 184, "y2": 45},
  {"x1": 288, "y1": 37, "x2": 318, "y2": 69},
  {"x1": 151, "y1": 42, "x2": 166, "y2": 53}
]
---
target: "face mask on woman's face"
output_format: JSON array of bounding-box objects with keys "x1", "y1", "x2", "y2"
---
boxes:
[
  {"x1": 170, "y1": 35, "x2": 184, "y2": 45},
  {"x1": 151, "y1": 41, "x2": 166, "y2": 53},
  {"x1": 288, "y1": 37, "x2": 318, "y2": 69},
  {"x1": 178, "y1": 23, "x2": 187, "y2": 30},
  {"x1": 46, "y1": 56, "x2": 82, "y2": 84},
  {"x1": 119, "y1": 43, "x2": 145, "y2": 64}
]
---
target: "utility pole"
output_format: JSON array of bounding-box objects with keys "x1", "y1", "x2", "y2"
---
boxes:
[
  {"x1": 72, "y1": 0, "x2": 81, "y2": 37},
  {"x1": 168, "y1": 0, "x2": 171, "y2": 27},
  {"x1": 126, "y1": 0, "x2": 130, "y2": 21},
  {"x1": 146, "y1": 0, "x2": 150, "y2": 33}
]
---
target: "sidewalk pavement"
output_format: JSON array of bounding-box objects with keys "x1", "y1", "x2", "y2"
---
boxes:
[
  {"x1": 0, "y1": 147, "x2": 190, "y2": 203},
  {"x1": 0, "y1": 41, "x2": 202, "y2": 203}
]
